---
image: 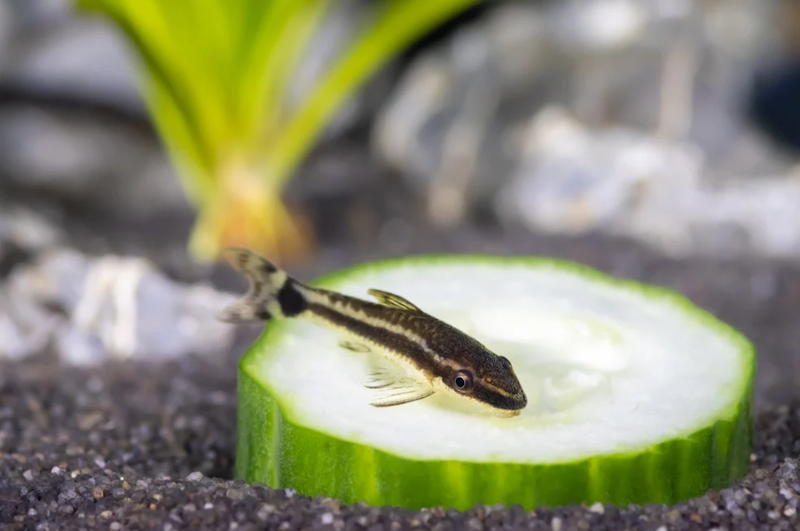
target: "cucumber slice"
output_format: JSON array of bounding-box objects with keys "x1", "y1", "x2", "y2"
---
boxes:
[{"x1": 235, "y1": 255, "x2": 755, "y2": 511}]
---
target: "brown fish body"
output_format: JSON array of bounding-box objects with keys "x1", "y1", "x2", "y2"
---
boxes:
[{"x1": 218, "y1": 247, "x2": 527, "y2": 414}]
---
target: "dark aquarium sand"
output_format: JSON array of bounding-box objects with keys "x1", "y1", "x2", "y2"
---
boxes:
[{"x1": 2, "y1": 232, "x2": 800, "y2": 531}]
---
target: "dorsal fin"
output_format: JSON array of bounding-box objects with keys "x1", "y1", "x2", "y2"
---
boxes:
[{"x1": 367, "y1": 289, "x2": 421, "y2": 312}]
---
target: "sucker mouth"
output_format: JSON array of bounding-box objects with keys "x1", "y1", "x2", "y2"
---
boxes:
[
  {"x1": 478, "y1": 396, "x2": 527, "y2": 417},
  {"x1": 492, "y1": 408, "x2": 522, "y2": 418}
]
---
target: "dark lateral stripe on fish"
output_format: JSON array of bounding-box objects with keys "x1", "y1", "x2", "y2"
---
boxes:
[
  {"x1": 314, "y1": 290, "x2": 439, "y2": 336},
  {"x1": 312, "y1": 290, "x2": 400, "y2": 320},
  {"x1": 305, "y1": 302, "x2": 439, "y2": 376},
  {"x1": 303, "y1": 289, "x2": 455, "y2": 359}
]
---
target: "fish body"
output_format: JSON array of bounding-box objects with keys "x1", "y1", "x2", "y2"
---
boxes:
[{"x1": 218, "y1": 248, "x2": 527, "y2": 416}]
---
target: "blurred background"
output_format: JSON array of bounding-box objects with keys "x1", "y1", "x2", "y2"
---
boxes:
[{"x1": 1, "y1": 0, "x2": 800, "y2": 387}]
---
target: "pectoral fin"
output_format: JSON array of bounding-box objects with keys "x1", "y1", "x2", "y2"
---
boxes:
[
  {"x1": 367, "y1": 377, "x2": 435, "y2": 407},
  {"x1": 367, "y1": 289, "x2": 421, "y2": 312},
  {"x1": 363, "y1": 356, "x2": 434, "y2": 407}
]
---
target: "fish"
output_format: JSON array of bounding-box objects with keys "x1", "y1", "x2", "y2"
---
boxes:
[{"x1": 216, "y1": 247, "x2": 528, "y2": 417}]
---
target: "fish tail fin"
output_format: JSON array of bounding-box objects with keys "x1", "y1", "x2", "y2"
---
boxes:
[{"x1": 216, "y1": 247, "x2": 308, "y2": 323}]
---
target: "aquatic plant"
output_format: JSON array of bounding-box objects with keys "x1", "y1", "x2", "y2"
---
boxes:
[{"x1": 76, "y1": 0, "x2": 485, "y2": 263}]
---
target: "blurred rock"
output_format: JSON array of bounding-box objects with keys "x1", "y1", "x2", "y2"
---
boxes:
[
  {"x1": 549, "y1": 0, "x2": 648, "y2": 52},
  {"x1": 373, "y1": 0, "x2": 800, "y2": 259},
  {"x1": 497, "y1": 106, "x2": 800, "y2": 260},
  {"x1": 0, "y1": 106, "x2": 190, "y2": 219},
  {"x1": 0, "y1": 3, "x2": 12, "y2": 67},
  {"x1": 0, "y1": 2, "x2": 188, "y2": 218},
  {"x1": 0, "y1": 200, "x2": 64, "y2": 256},
  {"x1": 2, "y1": 15, "x2": 145, "y2": 112},
  {"x1": 0, "y1": 248, "x2": 239, "y2": 364},
  {"x1": 3, "y1": 0, "x2": 74, "y2": 29},
  {"x1": 494, "y1": 106, "x2": 704, "y2": 235}
]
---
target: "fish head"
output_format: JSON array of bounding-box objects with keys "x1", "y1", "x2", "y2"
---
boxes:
[{"x1": 443, "y1": 354, "x2": 527, "y2": 415}]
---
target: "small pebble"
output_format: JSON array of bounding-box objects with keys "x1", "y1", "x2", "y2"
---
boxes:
[
  {"x1": 257, "y1": 504, "x2": 274, "y2": 520},
  {"x1": 589, "y1": 502, "x2": 604, "y2": 514},
  {"x1": 466, "y1": 517, "x2": 482, "y2": 530},
  {"x1": 226, "y1": 489, "x2": 244, "y2": 501}
]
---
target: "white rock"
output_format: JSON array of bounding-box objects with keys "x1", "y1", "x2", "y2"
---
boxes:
[
  {"x1": 550, "y1": 0, "x2": 648, "y2": 51},
  {"x1": 1, "y1": 248, "x2": 239, "y2": 363},
  {"x1": 495, "y1": 106, "x2": 704, "y2": 235}
]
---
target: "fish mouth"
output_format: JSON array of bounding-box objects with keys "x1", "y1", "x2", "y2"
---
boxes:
[
  {"x1": 465, "y1": 397, "x2": 525, "y2": 418},
  {"x1": 479, "y1": 380, "x2": 528, "y2": 410},
  {"x1": 494, "y1": 408, "x2": 522, "y2": 418},
  {"x1": 500, "y1": 388, "x2": 528, "y2": 410},
  {"x1": 480, "y1": 392, "x2": 528, "y2": 415},
  {"x1": 504, "y1": 396, "x2": 528, "y2": 413},
  {"x1": 486, "y1": 398, "x2": 526, "y2": 417}
]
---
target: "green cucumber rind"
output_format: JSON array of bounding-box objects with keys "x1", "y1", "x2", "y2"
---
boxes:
[
  {"x1": 236, "y1": 254, "x2": 756, "y2": 510},
  {"x1": 236, "y1": 368, "x2": 753, "y2": 509}
]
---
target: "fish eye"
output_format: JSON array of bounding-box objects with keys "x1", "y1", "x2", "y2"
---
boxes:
[{"x1": 452, "y1": 370, "x2": 473, "y2": 393}]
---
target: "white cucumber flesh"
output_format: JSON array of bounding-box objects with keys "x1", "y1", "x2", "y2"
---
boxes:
[{"x1": 236, "y1": 256, "x2": 755, "y2": 510}]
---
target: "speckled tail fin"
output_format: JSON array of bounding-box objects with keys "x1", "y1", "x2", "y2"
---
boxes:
[{"x1": 216, "y1": 247, "x2": 308, "y2": 323}]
